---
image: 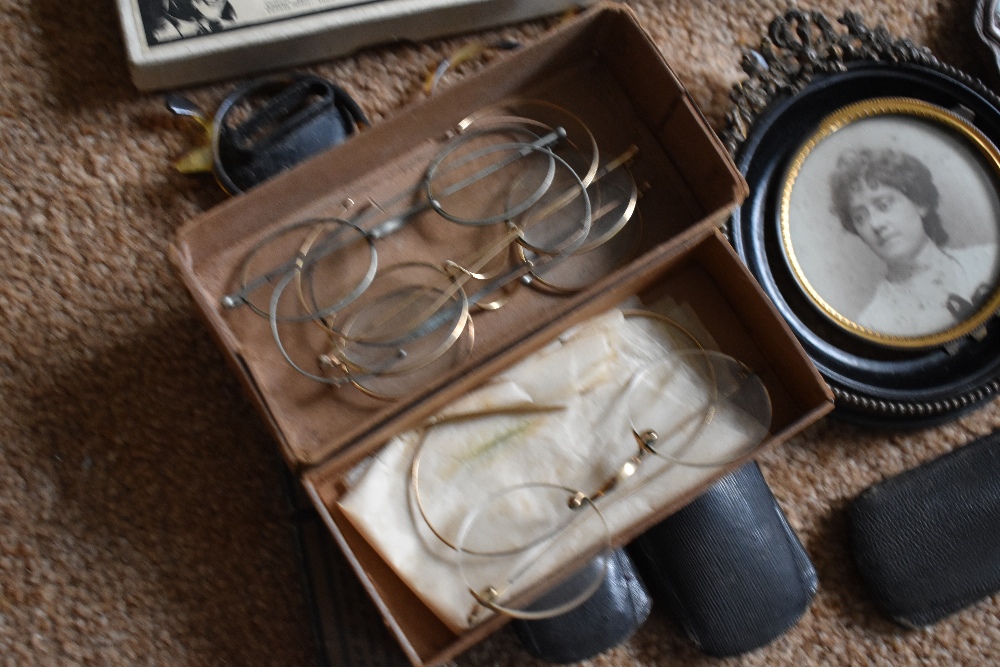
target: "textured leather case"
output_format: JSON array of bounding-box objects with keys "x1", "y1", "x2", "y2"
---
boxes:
[
  {"x1": 628, "y1": 462, "x2": 818, "y2": 657},
  {"x1": 848, "y1": 430, "x2": 1000, "y2": 627},
  {"x1": 511, "y1": 548, "x2": 651, "y2": 664}
]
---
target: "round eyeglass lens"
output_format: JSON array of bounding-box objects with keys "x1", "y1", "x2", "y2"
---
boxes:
[
  {"x1": 426, "y1": 125, "x2": 559, "y2": 227},
  {"x1": 237, "y1": 218, "x2": 376, "y2": 322},
  {"x1": 626, "y1": 349, "x2": 772, "y2": 467},
  {"x1": 456, "y1": 482, "x2": 611, "y2": 620},
  {"x1": 331, "y1": 262, "x2": 469, "y2": 378}
]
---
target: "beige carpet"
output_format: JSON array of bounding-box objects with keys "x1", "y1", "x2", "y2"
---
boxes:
[{"x1": 2, "y1": 0, "x2": 999, "y2": 665}]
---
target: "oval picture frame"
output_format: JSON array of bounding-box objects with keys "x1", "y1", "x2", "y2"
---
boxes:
[
  {"x1": 779, "y1": 97, "x2": 1000, "y2": 349},
  {"x1": 725, "y1": 10, "x2": 1000, "y2": 427}
]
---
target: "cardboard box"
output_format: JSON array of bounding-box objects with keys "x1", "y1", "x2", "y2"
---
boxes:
[
  {"x1": 170, "y1": 5, "x2": 833, "y2": 664},
  {"x1": 116, "y1": 0, "x2": 596, "y2": 91}
]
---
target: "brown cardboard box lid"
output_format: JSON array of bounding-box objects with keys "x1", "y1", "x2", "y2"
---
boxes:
[{"x1": 171, "y1": 3, "x2": 751, "y2": 474}]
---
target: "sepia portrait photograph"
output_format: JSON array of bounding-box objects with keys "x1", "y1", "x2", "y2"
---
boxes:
[{"x1": 780, "y1": 99, "x2": 1000, "y2": 346}]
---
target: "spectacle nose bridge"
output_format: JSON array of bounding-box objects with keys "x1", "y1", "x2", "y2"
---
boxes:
[{"x1": 569, "y1": 442, "x2": 655, "y2": 508}]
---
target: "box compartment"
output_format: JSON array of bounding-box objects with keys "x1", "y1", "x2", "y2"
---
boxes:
[
  {"x1": 301, "y1": 231, "x2": 832, "y2": 665},
  {"x1": 172, "y1": 5, "x2": 749, "y2": 472}
]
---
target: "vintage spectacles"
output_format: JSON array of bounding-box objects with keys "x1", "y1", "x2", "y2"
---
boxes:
[
  {"x1": 219, "y1": 102, "x2": 643, "y2": 398},
  {"x1": 221, "y1": 124, "x2": 571, "y2": 315},
  {"x1": 264, "y1": 142, "x2": 593, "y2": 391},
  {"x1": 406, "y1": 314, "x2": 772, "y2": 622}
]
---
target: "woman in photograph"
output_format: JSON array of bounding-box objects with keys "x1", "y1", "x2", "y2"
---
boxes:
[
  {"x1": 830, "y1": 147, "x2": 998, "y2": 336},
  {"x1": 149, "y1": 0, "x2": 238, "y2": 43}
]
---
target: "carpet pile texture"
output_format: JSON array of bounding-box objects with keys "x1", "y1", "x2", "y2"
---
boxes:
[{"x1": 2, "y1": 0, "x2": 998, "y2": 665}]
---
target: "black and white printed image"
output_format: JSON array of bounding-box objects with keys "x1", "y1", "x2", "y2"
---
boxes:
[
  {"x1": 135, "y1": 0, "x2": 369, "y2": 47},
  {"x1": 783, "y1": 107, "x2": 1000, "y2": 342},
  {"x1": 140, "y1": 0, "x2": 240, "y2": 43}
]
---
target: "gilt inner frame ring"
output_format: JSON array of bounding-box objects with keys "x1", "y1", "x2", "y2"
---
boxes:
[{"x1": 779, "y1": 96, "x2": 1000, "y2": 349}]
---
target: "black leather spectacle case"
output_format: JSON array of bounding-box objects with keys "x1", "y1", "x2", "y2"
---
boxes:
[
  {"x1": 848, "y1": 429, "x2": 1000, "y2": 627},
  {"x1": 513, "y1": 462, "x2": 817, "y2": 662},
  {"x1": 629, "y1": 462, "x2": 817, "y2": 658},
  {"x1": 213, "y1": 74, "x2": 369, "y2": 194},
  {"x1": 166, "y1": 73, "x2": 369, "y2": 195}
]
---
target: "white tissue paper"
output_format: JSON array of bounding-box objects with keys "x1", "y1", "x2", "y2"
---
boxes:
[{"x1": 337, "y1": 306, "x2": 763, "y2": 631}]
